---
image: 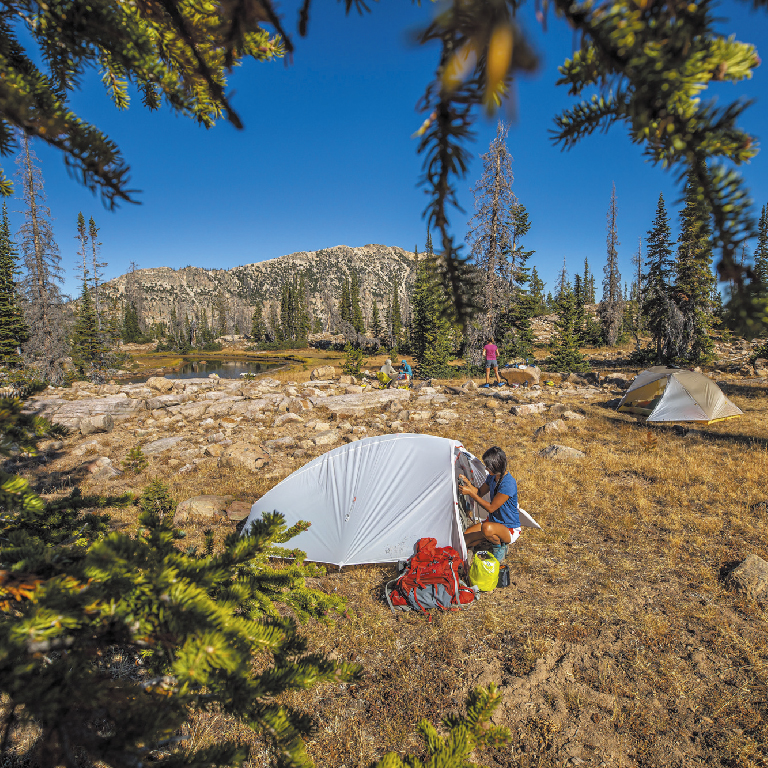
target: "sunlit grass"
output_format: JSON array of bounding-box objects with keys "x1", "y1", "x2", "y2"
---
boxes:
[{"x1": 16, "y1": 358, "x2": 768, "y2": 767}]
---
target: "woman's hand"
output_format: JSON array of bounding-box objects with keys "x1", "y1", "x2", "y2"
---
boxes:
[{"x1": 458, "y1": 474, "x2": 477, "y2": 497}]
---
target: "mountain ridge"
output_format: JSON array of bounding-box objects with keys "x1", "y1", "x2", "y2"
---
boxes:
[{"x1": 101, "y1": 244, "x2": 420, "y2": 333}]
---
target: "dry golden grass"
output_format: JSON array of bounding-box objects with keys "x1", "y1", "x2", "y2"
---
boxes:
[{"x1": 11, "y1": 358, "x2": 768, "y2": 767}]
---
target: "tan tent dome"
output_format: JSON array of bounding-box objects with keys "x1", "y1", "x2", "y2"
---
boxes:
[{"x1": 617, "y1": 366, "x2": 743, "y2": 423}]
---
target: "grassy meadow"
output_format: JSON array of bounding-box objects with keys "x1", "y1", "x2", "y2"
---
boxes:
[{"x1": 19, "y1": 350, "x2": 768, "y2": 767}]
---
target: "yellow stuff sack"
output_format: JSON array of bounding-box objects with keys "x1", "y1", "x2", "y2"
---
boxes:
[{"x1": 469, "y1": 552, "x2": 499, "y2": 592}]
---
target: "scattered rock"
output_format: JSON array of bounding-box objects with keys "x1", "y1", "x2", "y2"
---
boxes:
[
  {"x1": 147, "y1": 393, "x2": 187, "y2": 410},
  {"x1": 539, "y1": 444, "x2": 585, "y2": 460},
  {"x1": 534, "y1": 419, "x2": 567, "y2": 437},
  {"x1": 724, "y1": 554, "x2": 768, "y2": 601},
  {"x1": 174, "y1": 494, "x2": 234, "y2": 523},
  {"x1": 287, "y1": 397, "x2": 313, "y2": 414},
  {"x1": 338, "y1": 375, "x2": 357, "y2": 385},
  {"x1": 434, "y1": 409, "x2": 459, "y2": 420},
  {"x1": 311, "y1": 365, "x2": 336, "y2": 380},
  {"x1": 510, "y1": 402, "x2": 547, "y2": 416},
  {"x1": 90, "y1": 465, "x2": 122, "y2": 481},
  {"x1": 204, "y1": 443, "x2": 225, "y2": 457},
  {"x1": 409, "y1": 410, "x2": 431, "y2": 421},
  {"x1": 146, "y1": 376, "x2": 174, "y2": 393},
  {"x1": 219, "y1": 442, "x2": 270, "y2": 472},
  {"x1": 502, "y1": 366, "x2": 541, "y2": 387},
  {"x1": 485, "y1": 399, "x2": 503, "y2": 410},
  {"x1": 227, "y1": 500, "x2": 252, "y2": 522},
  {"x1": 274, "y1": 412, "x2": 303, "y2": 427},
  {"x1": 142, "y1": 436, "x2": 185, "y2": 455},
  {"x1": 560, "y1": 411, "x2": 586, "y2": 421},
  {"x1": 265, "y1": 436, "x2": 295, "y2": 450},
  {"x1": 79, "y1": 414, "x2": 114, "y2": 435},
  {"x1": 318, "y1": 389, "x2": 411, "y2": 417},
  {"x1": 313, "y1": 430, "x2": 340, "y2": 446}
]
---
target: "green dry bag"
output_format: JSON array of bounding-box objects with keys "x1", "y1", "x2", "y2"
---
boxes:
[{"x1": 469, "y1": 551, "x2": 499, "y2": 592}]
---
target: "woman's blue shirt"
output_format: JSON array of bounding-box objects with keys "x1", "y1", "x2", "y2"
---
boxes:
[{"x1": 486, "y1": 472, "x2": 520, "y2": 529}]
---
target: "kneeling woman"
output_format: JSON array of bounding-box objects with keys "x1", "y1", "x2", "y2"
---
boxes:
[{"x1": 459, "y1": 446, "x2": 521, "y2": 563}]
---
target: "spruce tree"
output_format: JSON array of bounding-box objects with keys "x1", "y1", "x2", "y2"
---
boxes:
[
  {"x1": 554, "y1": 257, "x2": 571, "y2": 306},
  {"x1": 675, "y1": 164, "x2": 716, "y2": 363},
  {"x1": 122, "y1": 301, "x2": 143, "y2": 343},
  {"x1": 279, "y1": 283, "x2": 292, "y2": 340},
  {"x1": 16, "y1": 136, "x2": 67, "y2": 383},
  {"x1": 339, "y1": 279, "x2": 351, "y2": 324},
  {"x1": 753, "y1": 204, "x2": 768, "y2": 296},
  {"x1": 391, "y1": 284, "x2": 403, "y2": 349},
  {"x1": 508, "y1": 201, "x2": 534, "y2": 298},
  {"x1": 643, "y1": 193, "x2": 676, "y2": 361},
  {"x1": 370, "y1": 300, "x2": 383, "y2": 340},
  {"x1": 71, "y1": 213, "x2": 102, "y2": 373},
  {"x1": 350, "y1": 272, "x2": 365, "y2": 334},
  {"x1": 598, "y1": 183, "x2": 623, "y2": 346},
  {"x1": 214, "y1": 290, "x2": 228, "y2": 337},
  {"x1": 625, "y1": 237, "x2": 645, "y2": 350},
  {"x1": 89, "y1": 216, "x2": 105, "y2": 333},
  {"x1": 546, "y1": 289, "x2": 589, "y2": 372},
  {"x1": 269, "y1": 304, "x2": 282, "y2": 342},
  {"x1": 582, "y1": 258, "x2": 591, "y2": 303},
  {"x1": 297, "y1": 274, "x2": 311, "y2": 340},
  {"x1": 411, "y1": 258, "x2": 451, "y2": 377},
  {"x1": 0, "y1": 202, "x2": 26, "y2": 366},
  {"x1": 529, "y1": 266, "x2": 546, "y2": 315},
  {"x1": 251, "y1": 302, "x2": 266, "y2": 343},
  {"x1": 104, "y1": 295, "x2": 122, "y2": 349},
  {"x1": 498, "y1": 292, "x2": 535, "y2": 361}
]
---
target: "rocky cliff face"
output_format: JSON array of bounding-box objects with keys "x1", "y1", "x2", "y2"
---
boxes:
[{"x1": 101, "y1": 244, "x2": 418, "y2": 333}]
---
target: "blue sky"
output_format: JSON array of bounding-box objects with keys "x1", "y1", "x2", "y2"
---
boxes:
[{"x1": 7, "y1": 1, "x2": 768, "y2": 301}]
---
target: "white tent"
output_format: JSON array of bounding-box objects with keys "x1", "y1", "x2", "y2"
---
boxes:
[
  {"x1": 241, "y1": 433, "x2": 540, "y2": 567},
  {"x1": 616, "y1": 366, "x2": 743, "y2": 423}
]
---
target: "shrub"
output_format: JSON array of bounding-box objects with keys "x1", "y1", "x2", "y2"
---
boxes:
[
  {"x1": 342, "y1": 343, "x2": 365, "y2": 376},
  {"x1": 122, "y1": 444, "x2": 148, "y2": 474},
  {"x1": 371, "y1": 685, "x2": 510, "y2": 768}
]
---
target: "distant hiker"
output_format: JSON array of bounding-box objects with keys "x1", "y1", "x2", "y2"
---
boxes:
[
  {"x1": 378, "y1": 358, "x2": 398, "y2": 388},
  {"x1": 400, "y1": 359, "x2": 412, "y2": 382},
  {"x1": 482, "y1": 338, "x2": 502, "y2": 388},
  {"x1": 459, "y1": 446, "x2": 520, "y2": 563}
]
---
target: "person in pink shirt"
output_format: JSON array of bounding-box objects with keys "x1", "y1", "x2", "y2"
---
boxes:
[{"x1": 482, "y1": 338, "x2": 502, "y2": 388}]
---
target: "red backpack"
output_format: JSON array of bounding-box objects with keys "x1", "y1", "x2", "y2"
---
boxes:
[{"x1": 385, "y1": 538, "x2": 476, "y2": 619}]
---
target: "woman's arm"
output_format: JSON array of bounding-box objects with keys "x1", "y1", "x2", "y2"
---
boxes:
[{"x1": 458, "y1": 476, "x2": 508, "y2": 515}]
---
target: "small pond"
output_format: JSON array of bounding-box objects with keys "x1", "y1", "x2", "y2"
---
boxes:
[
  {"x1": 124, "y1": 359, "x2": 285, "y2": 384},
  {"x1": 166, "y1": 359, "x2": 284, "y2": 380}
]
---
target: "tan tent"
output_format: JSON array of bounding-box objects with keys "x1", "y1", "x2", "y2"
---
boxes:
[{"x1": 617, "y1": 367, "x2": 743, "y2": 424}]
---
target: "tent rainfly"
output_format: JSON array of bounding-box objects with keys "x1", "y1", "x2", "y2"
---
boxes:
[
  {"x1": 616, "y1": 366, "x2": 743, "y2": 423},
  {"x1": 241, "y1": 433, "x2": 541, "y2": 567}
]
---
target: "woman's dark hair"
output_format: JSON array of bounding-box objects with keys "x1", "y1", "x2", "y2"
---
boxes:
[{"x1": 482, "y1": 446, "x2": 507, "y2": 476}]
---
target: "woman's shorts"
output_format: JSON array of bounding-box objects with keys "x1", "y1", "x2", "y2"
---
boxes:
[{"x1": 485, "y1": 360, "x2": 498, "y2": 369}]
